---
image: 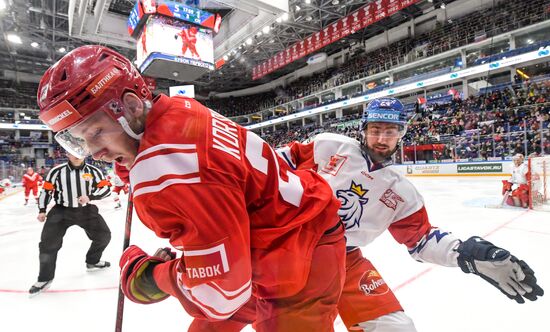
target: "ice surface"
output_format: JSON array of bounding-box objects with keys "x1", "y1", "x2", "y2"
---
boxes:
[{"x1": 1, "y1": 176, "x2": 548, "y2": 332}]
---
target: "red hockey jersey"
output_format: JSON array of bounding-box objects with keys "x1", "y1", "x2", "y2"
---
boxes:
[
  {"x1": 22, "y1": 172, "x2": 41, "y2": 188},
  {"x1": 129, "y1": 95, "x2": 340, "y2": 320}
]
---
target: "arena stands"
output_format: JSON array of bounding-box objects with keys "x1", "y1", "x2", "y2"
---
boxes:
[
  {"x1": 204, "y1": 0, "x2": 550, "y2": 119},
  {"x1": 261, "y1": 78, "x2": 550, "y2": 164}
]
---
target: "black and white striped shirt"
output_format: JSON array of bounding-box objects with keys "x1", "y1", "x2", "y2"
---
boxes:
[{"x1": 38, "y1": 162, "x2": 111, "y2": 213}]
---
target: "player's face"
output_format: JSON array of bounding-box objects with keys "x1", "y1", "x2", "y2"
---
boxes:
[
  {"x1": 364, "y1": 122, "x2": 400, "y2": 161},
  {"x1": 26, "y1": 168, "x2": 33, "y2": 175},
  {"x1": 69, "y1": 111, "x2": 140, "y2": 169}
]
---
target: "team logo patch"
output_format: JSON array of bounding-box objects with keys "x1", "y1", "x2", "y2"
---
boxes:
[
  {"x1": 336, "y1": 181, "x2": 369, "y2": 229},
  {"x1": 320, "y1": 154, "x2": 347, "y2": 176},
  {"x1": 359, "y1": 269, "x2": 389, "y2": 296},
  {"x1": 182, "y1": 240, "x2": 230, "y2": 283},
  {"x1": 379, "y1": 189, "x2": 404, "y2": 210},
  {"x1": 82, "y1": 173, "x2": 93, "y2": 181}
]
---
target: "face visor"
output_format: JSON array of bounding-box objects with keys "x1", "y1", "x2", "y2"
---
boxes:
[
  {"x1": 53, "y1": 99, "x2": 130, "y2": 159},
  {"x1": 364, "y1": 124, "x2": 407, "y2": 139}
]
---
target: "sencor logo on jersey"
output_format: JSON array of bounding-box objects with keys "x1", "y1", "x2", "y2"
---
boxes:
[
  {"x1": 359, "y1": 270, "x2": 389, "y2": 296},
  {"x1": 321, "y1": 154, "x2": 347, "y2": 176},
  {"x1": 182, "y1": 241, "x2": 230, "y2": 282},
  {"x1": 336, "y1": 181, "x2": 369, "y2": 229}
]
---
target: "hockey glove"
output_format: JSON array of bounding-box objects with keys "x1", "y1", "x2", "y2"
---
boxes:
[
  {"x1": 119, "y1": 245, "x2": 173, "y2": 304},
  {"x1": 456, "y1": 236, "x2": 544, "y2": 303},
  {"x1": 502, "y1": 180, "x2": 513, "y2": 195}
]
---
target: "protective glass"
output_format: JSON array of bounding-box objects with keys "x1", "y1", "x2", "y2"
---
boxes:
[{"x1": 54, "y1": 99, "x2": 126, "y2": 159}]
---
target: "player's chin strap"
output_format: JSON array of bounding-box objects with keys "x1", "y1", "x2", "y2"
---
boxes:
[
  {"x1": 114, "y1": 99, "x2": 152, "y2": 140},
  {"x1": 117, "y1": 117, "x2": 143, "y2": 140}
]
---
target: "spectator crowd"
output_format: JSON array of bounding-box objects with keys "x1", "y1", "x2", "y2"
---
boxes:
[{"x1": 261, "y1": 79, "x2": 550, "y2": 163}]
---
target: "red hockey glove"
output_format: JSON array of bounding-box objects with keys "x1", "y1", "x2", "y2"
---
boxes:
[
  {"x1": 501, "y1": 180, "x2": 513, "y2": 195},
  {"x1": 119, "y1": 245, "x2": 173, "y2": 304}
]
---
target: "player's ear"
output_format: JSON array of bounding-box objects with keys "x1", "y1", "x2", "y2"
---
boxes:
[{"x1": 122, "y1": 92, "x2": 144, "y2": 119}]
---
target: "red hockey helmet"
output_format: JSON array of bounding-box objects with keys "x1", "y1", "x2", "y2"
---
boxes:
[{"x1": 37, "y1": 45, "x2": 152, "y2": 157}]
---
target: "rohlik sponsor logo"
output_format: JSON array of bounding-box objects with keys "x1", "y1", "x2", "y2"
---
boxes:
[{"x1": 48, "y1": 109, "x2": 73, "y2": 126}]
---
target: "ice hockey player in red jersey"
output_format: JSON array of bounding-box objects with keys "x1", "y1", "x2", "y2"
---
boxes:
[
  {"x1": 36, "y1": 45, "x2": 346, "y2": 331},
  {"x1": 276, "y1": 97, "x2": 544, "y2": 331},
  {"x1": 502, "y1": 153, "x2": 530, "y2": 208},
  {"x1": 22, "y1": 167, "x2": 42, "y2": 205}
]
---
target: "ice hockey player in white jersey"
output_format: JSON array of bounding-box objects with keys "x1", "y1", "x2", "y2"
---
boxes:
[
  {"x1": 502, "y1": 153, "x2": 529, "y2": 208},
  {"x1": 106, "y1": 169, "x2": 128, "y2": 209},
  {"x1": 278, "y1": 97, "x2": 544, "y2": 331}
]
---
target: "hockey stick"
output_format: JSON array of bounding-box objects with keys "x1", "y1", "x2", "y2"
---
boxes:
[
  {"x1": 485, "y1": 190, "x2": 510, "y2": 209},
  {"x1": 115, "y1": 188, "x2": 133, "y2": 332}
]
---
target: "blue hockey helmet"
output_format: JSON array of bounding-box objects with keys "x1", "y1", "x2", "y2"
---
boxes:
[{"x1": 361, "y1": 97, "x2": 407, "y2": 135}]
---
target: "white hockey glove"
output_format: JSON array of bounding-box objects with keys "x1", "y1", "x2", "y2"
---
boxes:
[{"x1": 456, "y1": 236, "x2": 544, "y2": 303}]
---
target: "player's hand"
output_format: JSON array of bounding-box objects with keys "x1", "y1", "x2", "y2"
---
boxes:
[
  {"x1": 119, "y1": 245, "x2": 170, "y2": 304},
  {"x1": 78, "y1": 195, "x2": 90, "y2": 205},
  {"x1": 456, "y1": 236, "x2": 544, "y2": 303},
  {"x1": 153, "y1": 247, "x2": 177, "y2": 261},
  {"x1": 37, "y1": 213, "x2": 46, "y2": 222}
]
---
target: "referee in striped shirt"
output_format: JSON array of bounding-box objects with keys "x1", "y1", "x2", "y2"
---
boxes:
[{"x1": 29, "y1": 153, "x2": 112, "y2": 296}]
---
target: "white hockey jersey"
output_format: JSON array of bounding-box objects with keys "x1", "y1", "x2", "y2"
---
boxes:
[
  {"x1": 278, "y1": 133, "x2": 461, "y2": 267},
  {"x1": 510, "y1": 163, "x2": 528, "y2": 185}
]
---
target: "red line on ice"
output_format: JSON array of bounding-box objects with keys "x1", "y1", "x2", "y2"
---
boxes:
[{"x1": 0, "y1": 286, "x2": 118, "y2": 294}]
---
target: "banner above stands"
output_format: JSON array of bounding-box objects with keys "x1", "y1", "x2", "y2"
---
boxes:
[
  {"x1": 245, "y1": 46, "x2": 550, "y2": 130},
  {"x1": 128, "y1": 0, "x2": 221, "y2": 38},
  {"x1": 252, "y1": 0, "x2": 421, "y2": 80}
]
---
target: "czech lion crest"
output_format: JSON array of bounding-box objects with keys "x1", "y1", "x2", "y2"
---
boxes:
[{"x1": 336, "y1": 181, "x2": 369, "y2": 229}]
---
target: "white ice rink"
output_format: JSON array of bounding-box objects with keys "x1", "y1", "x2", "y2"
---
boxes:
[{"x1": 1, "y1": 176, "x2": 549, "y2": 332}]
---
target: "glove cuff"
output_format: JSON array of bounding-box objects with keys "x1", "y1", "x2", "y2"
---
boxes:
[{"x1": 120, "y1": 247, "x2": 170, "y2": 305}]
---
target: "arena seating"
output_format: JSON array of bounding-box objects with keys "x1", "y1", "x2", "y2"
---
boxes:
[
  {"x1": 204, "y1": 0, "x2": 549, "y2": 118},
  {"x1": 261, "y1": 78, "x2": 550, "y2": 163}
]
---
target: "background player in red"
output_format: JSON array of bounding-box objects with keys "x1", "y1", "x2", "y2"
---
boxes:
[
  {"x1": 37, "y1": 45, "x2": 345, "y2": 331},
  {"x1": 176, "y1": 25, "x2": 200, "y2": 59},
  {"x1": 22, "y1": 167, "x2": 41, "y2": 205}
]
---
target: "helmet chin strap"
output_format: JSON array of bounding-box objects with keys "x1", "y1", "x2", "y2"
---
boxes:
[
  {"x1": 117, "y1": 116, "x2": 143, "y2": 140},
  {"x1": 115, "y1": 98, "x2": 151, "y2": 140}
]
